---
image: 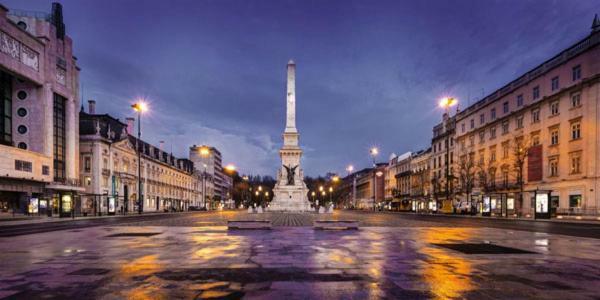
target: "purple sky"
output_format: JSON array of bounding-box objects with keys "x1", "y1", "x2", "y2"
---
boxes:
[{"x1": 6, "y1": 0, "x2": 598, "y2": 176}]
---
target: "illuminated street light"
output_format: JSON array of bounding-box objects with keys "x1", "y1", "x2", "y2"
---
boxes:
[
  {"x1": 332, "y1": 176, "x2": 339, "y2": 183},
  {"x1": 439, "y1": 97, "x2": 457, "y2": 109},
  {"x1": 131, "y1": 100, "x2": 148, "y2": 215},
  {"x1": 319, "y1": 186, "x2": 323, "y2": 192},
  {"x1": 224, "y1": 164, "x2": 236, "y2": 172},
  {"x1": 346, "y1": 165, "x2": 354, "y2": 174}
]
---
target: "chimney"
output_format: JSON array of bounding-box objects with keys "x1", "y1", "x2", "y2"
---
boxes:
[
  {"x1": 159, "y1": 141, "x2": 165, "y2": 151},
  {"x1": 88, "y1": 100, "x2": 96, "y2": 114},
  {"x1": 126, "y1": 117, "x2": 135, "y2": 134}
]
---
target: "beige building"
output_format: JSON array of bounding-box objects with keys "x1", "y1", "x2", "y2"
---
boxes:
[
  {"x1": 410, "y1": 148, "x2": 432, "y2": 212},
  {"x1": 79, "y1": 101, "x2": 200, "y2": 215},
  {"x1": 454, "y1": 18, "x2": 600, "y2": 217},
  {"x1": 0, "y1": 4, "x2": 82, "y2": 216},
  {"x1": 431, "y1": 113, "x2": 457, "y2": 213}
]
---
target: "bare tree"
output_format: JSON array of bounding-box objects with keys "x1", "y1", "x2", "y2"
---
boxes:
[
  {"x1": 457, "y1": 151, "x2": 477, "y2": 211},
  {"x1": 511, "y1": 135, "x2": 533, "y2": 213}
]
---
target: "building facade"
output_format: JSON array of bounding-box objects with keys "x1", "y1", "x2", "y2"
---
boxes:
[
  {"x1": 79, "y1": 101, "x2": 199, "y2": 215},
  {"x1": 431, "y1": 113, "x2": 457, "y2": 213},
  {"x1": 454, "y1": 18, "x2": 600, "y2": 217},
  {"x1": 409, "y1": 148, "x2": 432, "y2": 212},
  {"x1": 0, "y1": 3, "x2": 82, "y2": 216}
]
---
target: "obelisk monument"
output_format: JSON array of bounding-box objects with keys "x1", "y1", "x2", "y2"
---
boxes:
[{"x1": 269, "y1": 60, "x2": 311, "y2": 212}]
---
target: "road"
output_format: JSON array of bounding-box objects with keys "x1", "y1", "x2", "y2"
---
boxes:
[{"x1": 2, "y1": 210, "x2": 600, "y2": 239}]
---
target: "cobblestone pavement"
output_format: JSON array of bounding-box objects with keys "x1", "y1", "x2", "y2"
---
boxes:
[
  {"x1": 119, "y1": 210, "x2": 464, "y2": 227},
  {"x1": 1, "y1": 224, "x2": 600, "y2": 299}
]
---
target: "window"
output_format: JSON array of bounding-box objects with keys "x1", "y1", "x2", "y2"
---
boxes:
[
  {"x1": 490, "y1": 147, "x2": 496, "y2": 162},
  {"x1": 17, "y1": 90, "x2": 27, "y2": 100},
  {"x1": 479, "y1": 131, "x2": 485, "y2": 144},
  {"x1": 531, "y1": 108, "x2": 540, "y2": 123},
  {"x1": 480, "y1": 114, "x2": 485, "y2": 124},
  {"x1": 570, "y1": 152, "x2": 581, "y2": 174},
  {"x1": 469, "y1": 135, "x2": 474, "y2": 146},
  {"x1": 85, "y1": 176, "x2": 91, "y2": 186},
  {"x1": 550, "y1": 101, "x2": 559, "y2": 116},
  {"x1": 17, "y1": 125, "x2": 27, "y2": 134},
  {"x1": 17, "y1": 108, "x2": 27, "y2": 117},
  {"x1": 17, "y1": 142, "x2": 27, "y2": 149},
  {"x1": 0, "y1": 72, "x2": 12, "y2": 146},
  {"x1": 84, "y1": 156, "x2": 91, "y2": 172},
  {"x1": 571, "y1": 121, "x2": 581, "y2": 140},
  {"x1": 42, "y1": 165, "x2": 49, "y2": 175},
  {"x1": 572, "y1": 65, "x2": 581, "y2": 81},
  {"x1": 470, "y1": 119, "x2": 474, "y2": 129},
  {"x1": 569, "y1": 195, "x2": 582, "y2": 208},
  {"x1": 531, "y1": 133, "x2": 540, "y2": 146},
  {"x1": 491, "y1": 108, "x2": 496, "y2": 120},
  {"x1": 53, "y1": 94, "x2": 66, "y2": 181},
  {"x1": 551, "y1": 76, "x2": 559, "y2": 91},
  {"x1": 516, "y1": 115, "x2": 523, "y2": 129},
  {"x1": 17, "y1": 21, "x2": 27, "y2": 30},
  {"x1": 550, "y1": 128, "x2": 559, "y2": 145},
  {"x1": 502, "y1": 168, "x2": 509, "y2": 186},
  {"x1": 502, "y1": 121, "x2": 509, "y2": 135},
  {"x1": 517, "y1": 94, "x2": 524, "y2": 107},
  {"x1": 533, "y1": 86, "x2": 540, "y2": 100},
  {"x1": 479, "y1": 151, "x2": 485, "y2": 165},
  {"x1": 502, "y1": 142, "x2": 509, "y2": 158},
  {"x1": 15, "y1": 160, "x2": 32, "y2": 172},
  {"x1": 490, "y1": 126, "x2": 496, "y2": 139},
  {"x1": 461, "y1": 123, "x2": 465, "y2": 133},
  {"x1": 571, "y1": 93, "x2": 581, "y2": 107},
  {"x1": 549, "y1": 157, "x2": 559, "y2": 177},
  {"x1": 503, "y1": 101, "x2": 509, "y2": 113}
]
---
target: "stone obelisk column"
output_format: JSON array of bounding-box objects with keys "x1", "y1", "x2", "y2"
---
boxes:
[
  {"x1": 268, "y1": 60, "x2": 311, "y2": 212},
  {"x1": 285, "y1": 60, "x2": 297, "y2": 134}
]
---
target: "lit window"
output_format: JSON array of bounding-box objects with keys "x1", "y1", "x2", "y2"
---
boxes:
[{"x1": 569, "y1": 194, "x2": 582, "y2": 208}]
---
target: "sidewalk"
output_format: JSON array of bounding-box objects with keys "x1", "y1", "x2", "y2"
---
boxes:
[
  {"x1": 393, "y1": 211, "x2": 600, "y2": 225},
  {"x1": 0, "y1": 211, "x2": 196, "y2": 227}
]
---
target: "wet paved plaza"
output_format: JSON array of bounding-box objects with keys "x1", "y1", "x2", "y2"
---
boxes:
[{"x1": 1, "y1": 211, "x2": 600, "y2": 299}]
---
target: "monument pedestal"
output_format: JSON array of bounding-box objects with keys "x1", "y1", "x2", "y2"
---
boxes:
[{"x1": 270, "y1": 184, "x2": 311, "y2": 212}]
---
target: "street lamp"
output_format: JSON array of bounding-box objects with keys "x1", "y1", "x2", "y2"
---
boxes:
[
  {"x1": 439, "y1": 97, "x2": 458, "y2": 213},
  {"x1": 347, "y1": 164, "x2": 355, "y2": 208},
  {"x1": 199, "y1": 146, "x2": 210, "y2": 210},
  {"x1": 328, "y1": 186, "x2": 333, "y2": 205},
  {"x1": 370, "y1": 147, "x2": 379, "y2": 211},
  {"x1": 131, "y1": 101, "x2": 147, "y2": 215}
]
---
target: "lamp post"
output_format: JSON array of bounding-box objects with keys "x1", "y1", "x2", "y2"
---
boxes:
[
  {"x1": 131, "y1": 101, "x2": 147, "y2": 215},
  {"x1": 347, "y1": 164, "x2": 355, "y2": 208},
  {"x1": 439, "y1": 97, "x2": 457, "y2": 213},
  {"x1": 370, "y1": 147, "x2": 379, "y2": 211},
  {"x1": 328, "y1": 186, "x2": 333, "y2": 205},
  {"x1": 199, "y1": 146, "x2": 210, "y2": 210}
]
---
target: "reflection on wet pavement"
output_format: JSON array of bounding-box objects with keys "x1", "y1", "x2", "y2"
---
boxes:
[{"x1": 1, "y1": 226, "x2": 599, "y2": 299}]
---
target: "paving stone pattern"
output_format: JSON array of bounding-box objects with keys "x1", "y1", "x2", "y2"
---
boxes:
[{"x1": 1, "y1": 221, "x2": 599, "y2": 299}]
